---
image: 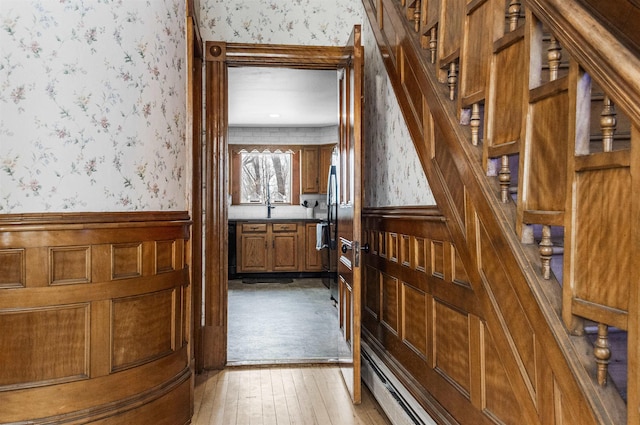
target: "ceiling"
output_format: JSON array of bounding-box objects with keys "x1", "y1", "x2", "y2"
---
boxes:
[{"x1": 228, "y1": 67, "x2": 339, "y2": 127}]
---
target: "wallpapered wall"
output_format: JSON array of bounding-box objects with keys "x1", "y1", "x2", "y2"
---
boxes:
[
  {"x1": 361, "y1": 17, "x2": 435, "y2": 206},
  {"x1": 200, "y1": 0, "x2": 435, "y2": 207},
  {"x1": 0, "y1": 0, "x2": 186, "y2": 213},
  {"x1": 0, "y1": 0, "x2": 434, "y2": 213}
]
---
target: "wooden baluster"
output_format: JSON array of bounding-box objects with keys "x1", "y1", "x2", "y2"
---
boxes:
[
  {"x1": 539, "y1": 225, "x2": 553, "y2": 279},
  {"x1": 508, "y1": 0, "x2": 521, "y2": 32},
  {"x1": 600, "y1": 95, "x2": 617, "y2": 152},
  {"x1": 548, "y1": 35, "x2": 561, "y2": 81},
  {"x1": 594, "y1": 323, "x2": 611, "y2": 386},
  {"x1": 499, "y1": 155, "x2": 511, "y2": 203},
  {"x1": 429, "y1": 27, "x2": 437, "y2": 64},
  {"x1": 413, "y1": 0, "x2": 421, "y2": 33},
  {"x1": 470, "y1": 103, "x2": 481, "y2": 146},
  {"x1": 447, "y1": 61, "x2": 458, "y2": 101}
]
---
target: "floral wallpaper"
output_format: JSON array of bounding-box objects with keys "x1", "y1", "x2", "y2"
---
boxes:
[
  {"x1": 361, "y1": 16, "x2": 435, "y2": 207},
  {"x1": 198, "y1": 0, "x2": 363, "y2": 45},
  {"x1": 0, "y1": 0, "x2": 186, "y2": 213}
]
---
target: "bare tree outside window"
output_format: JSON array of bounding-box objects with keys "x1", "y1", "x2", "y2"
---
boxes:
[{"x1": 240, "y1": 151, "x2": 291, "y2": 204}]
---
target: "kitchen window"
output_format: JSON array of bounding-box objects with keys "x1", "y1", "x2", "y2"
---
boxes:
[{"x1": 230, "y1": 146, "x2": 301, "y2": 206}]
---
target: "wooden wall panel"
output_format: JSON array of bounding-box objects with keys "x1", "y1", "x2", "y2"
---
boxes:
[
  {"x1": 413, "y1": 236, "x2": 428, "y2": 272},
  {"x1": 439, "y1": 0, "x2": 465, "y2": 63},
  {"x1": 452, "y1": 247, "x2": 470, "y2": 286},
  {"x1": 484, "y1": 328, "x2": 522, "y2": 424},
  {"x1": 155, "y1": 240, "x2": 175, "y2": 274},
  {"x1": 434, "y1": 123, "x2": 466, "y2": 229},
  {"x1": 487, "y1": 31, "x2": 526, "y2": 152},
  {"x1": 0, "y1": 248, "x2": 25, "y2": 288},
  {"x1": 402, "y1": 282, "x2": 428, "y2": 358},
  {"x1": 50, "y1": 246, "x2": 91, "y2": 285},
  {"x1": 381, "y1": 272, "x2": 400, "y2": 334},
  {"x1": 478, "y1": 220, "x2": 537, "y2": 390},
  {"x1": 0, "y1": 212, "x2": 191, "y2": 424},
  {"x1": 112, "y1": 289, "x2": 175, "y2": 371},
  {"x1": 524, "y1": 82, "x2": 569, "y2": 214},
  {"x1": 364, "y1": 265, "x2": 380, "y2": 320},
  {"x1": 363, "y1": 208, "x2": 499, "y2": 424},
  {"x1": 434, "y1": 300, "x2": 470, "y2": 394},
  {"x1": 0, "y1": 304, "x2": 89, "y2": 387},
  {"x1": 574, "y1": 167, "x2": 631, "y2": 315},
  {"x1": 112, "y1": 243, "x2": 142, "y2": 280},
  {"x1": 388, "y1": 232, "x2": 399, "y2": 262},
  {"x1": 400, "y1": 234, "x2": 411, "y2": 267},
  {"x1": 460, "y1": 0, "x2": 492, "y2": 104},
  {"x1": 431, "y1": 240, "x2": 445, "y2": 278}
]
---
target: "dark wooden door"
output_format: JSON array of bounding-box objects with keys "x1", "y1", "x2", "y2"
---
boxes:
[{"x1": 337, "y1": 24, "x2": 364, "y2": 404}]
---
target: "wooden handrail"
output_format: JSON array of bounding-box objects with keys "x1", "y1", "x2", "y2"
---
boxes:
[{"x1": 526, "y1": 0, "x2": 640, "y2": 126}]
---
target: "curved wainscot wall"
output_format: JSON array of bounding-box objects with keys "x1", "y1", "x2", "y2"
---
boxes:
[{"x1": 0, "y1": 212, "x2": 192, "y2": 425}]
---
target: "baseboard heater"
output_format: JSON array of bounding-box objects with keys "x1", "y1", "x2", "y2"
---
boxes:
[{"x1": 361, "y1": 342, "x2": 437, "y2": 425}]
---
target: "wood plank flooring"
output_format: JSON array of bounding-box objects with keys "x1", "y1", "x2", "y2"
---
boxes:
[{"x1": 192, "y1": 365, "x2": 392, "y2": 425}]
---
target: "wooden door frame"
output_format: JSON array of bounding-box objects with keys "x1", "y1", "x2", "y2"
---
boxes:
[
  {"x1": 200, "y1": 41, "x2": 345, "y2": 369},
  {"x1": 186, "y1": 2, "x2": 204, "y2": 373}
]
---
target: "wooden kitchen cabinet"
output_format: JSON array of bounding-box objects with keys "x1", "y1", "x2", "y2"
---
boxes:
[
  {"x1": 305, "y1": 222, "x2": 322, "y2": 271},
  {"x1": 301, "y1": 144, "x2": 335, "y2": 194},
  {"x1": 318, "y1": 144, "x2": 334, "y2": 194},
  {"x1": 236, "y1": 220, "x2": 322, "y2": 273},
  {"x1": 239, "y1": 223, "x2": 268, "y2": 272},
  {"x1": 301, "y1": 147, "x2": 320, "y2": 193},
  {"x1": 272, "y1": 222, "x2": 299, "y2": 271}
]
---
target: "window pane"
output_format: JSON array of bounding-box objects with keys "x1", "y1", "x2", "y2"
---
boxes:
[{"x1": 240, "y1": 152, "x2": 291, "y2": 204}]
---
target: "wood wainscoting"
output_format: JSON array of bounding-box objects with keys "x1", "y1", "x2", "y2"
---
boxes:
[
  {"x1": 0, "y1": 212, "x2": 192, "y2": 425},
  {"x1": 362, "y1": 206, "x2": 524, "y2": 425}
]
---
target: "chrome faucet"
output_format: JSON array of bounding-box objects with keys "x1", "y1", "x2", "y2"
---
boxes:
[{"x1": 266, "y1": 197, "x2": 275, "y2": 218}]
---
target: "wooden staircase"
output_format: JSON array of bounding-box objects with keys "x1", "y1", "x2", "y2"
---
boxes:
[{"x1": 360, "y1": 0, "x2": 639, "y2": 423}]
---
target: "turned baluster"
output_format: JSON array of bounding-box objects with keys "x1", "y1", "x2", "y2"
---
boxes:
[
  {"x1": 470, "y1": 103, "x2": 481, "y2": 146},
  {"x1": 508, "y1": 0, "x2": 521, "y2": 32},
  {"x1": 413, "y1": 0, "x2": 421, "y2": 32},
  {"x1": 429, "y1": 27, "x2": 437, "y2": 64},
  {"x1": 447, "y1": 61, "x2": 458, "y2": 101},
  {"x1": 498, "y1": 155, "x2": 511, "y2": 203},
  {"x1": 600, "y1": 95, "x2": 617, "y2": 152},
  {"x1": 547, "y1": 35, "x2": 561, "y2": 81},
  {"x1": 594, "y1": 323, "x2": 611, "y2": 386},
  {"x1": 539, "y1": 225, "x2": 553, "y2": 279}
]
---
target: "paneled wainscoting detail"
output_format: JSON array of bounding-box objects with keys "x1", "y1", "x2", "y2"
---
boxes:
[
  {"x1": 0, "y1": 212, "x2": 192, "y2": 425},
  {"x1": 362, "y1": 207, "x2": 522, "y2": 425}
]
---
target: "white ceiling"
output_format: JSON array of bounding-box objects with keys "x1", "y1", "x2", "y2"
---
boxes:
[{"x1": 228, "y1": 67, "x2": 339, "y2": 127}]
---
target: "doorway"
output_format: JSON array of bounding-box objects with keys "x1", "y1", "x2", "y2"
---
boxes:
[
  {"x1": 225, "y1": 64, "x2": 346, "y2": 365},
  {"x1": 199, "y1": 42, "x2": 348, "y2": 371}
]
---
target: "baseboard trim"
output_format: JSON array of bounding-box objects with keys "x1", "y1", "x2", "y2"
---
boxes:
[
  {"x1": 361, "y1": 342, "x2": 435, "y2": 425},
  {"x1": 361, "y1": 340, "x2": 458, "y2": 425}
]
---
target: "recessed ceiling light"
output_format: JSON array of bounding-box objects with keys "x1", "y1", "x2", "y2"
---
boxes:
[{"x1": 269, "y1": 113, "x2": 280, "y2": 118}]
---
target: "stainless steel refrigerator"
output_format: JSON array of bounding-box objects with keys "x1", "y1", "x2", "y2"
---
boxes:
[{"x1": 322, "y1": 165, "x2": 338, "y2": 302}]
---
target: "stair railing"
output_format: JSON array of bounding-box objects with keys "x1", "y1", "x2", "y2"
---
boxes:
[{"x1": 377, "y1": 0, "x2": 638, "y2": 423}]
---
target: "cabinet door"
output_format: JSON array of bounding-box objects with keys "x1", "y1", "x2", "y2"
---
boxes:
[
  {"x1": 240, "y1": 233, "x2": 268, "y2": 272},
  {"x1": 272, "y1": 233, "x2": 298, "y2": 271},
  {"x1": 319, "y1": 145, "x2": 335, "y2": 194},
  {"x1": 305, "y1": 223, "x2": 323, "y2": 271},
  {"x1": 301, "y1": 147, "x2": 319, "y2": 194}
]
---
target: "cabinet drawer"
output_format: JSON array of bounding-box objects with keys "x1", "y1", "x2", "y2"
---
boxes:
[
  {"x1": 241, "y1": 223, "x2": 267, "y2": 232},
  {"x1": 272, "y1": 223, "x2": 297, "y2": 232}
]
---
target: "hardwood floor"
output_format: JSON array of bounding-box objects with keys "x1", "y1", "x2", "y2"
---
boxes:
[{"x1": 192, "y1": 365, "x2": 392, "y2": 425}]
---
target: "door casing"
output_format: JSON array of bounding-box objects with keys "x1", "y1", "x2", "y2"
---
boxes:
[{"x1": 200, "y1": 42, "x2": 347, "y2": 370}]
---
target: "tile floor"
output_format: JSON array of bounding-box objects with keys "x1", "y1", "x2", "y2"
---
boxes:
[{"x1": 227, "y1": 278, "x2": 351, "y2": 364}]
